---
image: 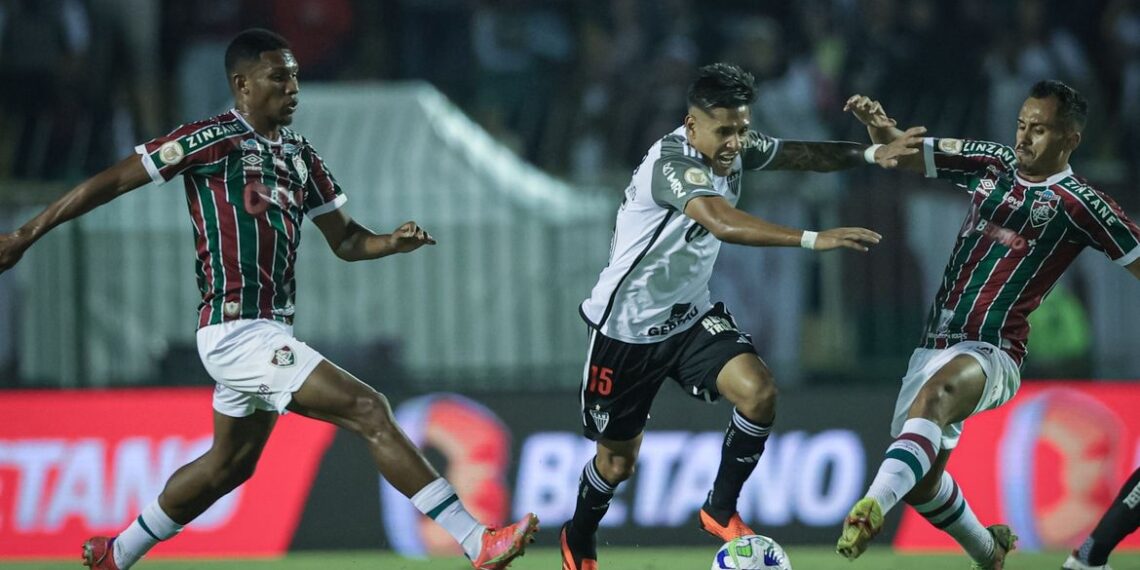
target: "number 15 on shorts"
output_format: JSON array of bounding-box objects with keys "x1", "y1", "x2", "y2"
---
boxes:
[{"x1": 588, "y1": 365, "x2": 614, "y2": 396}]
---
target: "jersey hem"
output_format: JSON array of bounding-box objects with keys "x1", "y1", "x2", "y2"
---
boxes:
[
  {"x1": 306, "y1": 194, "x2": 347, "y2": 219},
  {"x1": 134, "y1": 144, "x2": 165, "y2": 185}
]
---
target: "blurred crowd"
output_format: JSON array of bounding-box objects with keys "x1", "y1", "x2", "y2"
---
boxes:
[{"x1": 2, "y1": 0, "x2": 1140, "y2": 188}]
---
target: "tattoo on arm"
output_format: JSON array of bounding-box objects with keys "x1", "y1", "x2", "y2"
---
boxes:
[{"x1": 766, "y1": 141, "x2": 866, "y2": 172}]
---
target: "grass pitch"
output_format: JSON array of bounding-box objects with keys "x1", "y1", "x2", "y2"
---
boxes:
[{"x1": 10, "y1": 547, "x2": 1138, "y2": 569}]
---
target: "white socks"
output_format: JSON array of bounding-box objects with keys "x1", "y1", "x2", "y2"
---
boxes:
[
  {"x1": 867, "y1": 418, "x2": 942, "y2": 513},
  {"x1": 913, "y1": 471, "x2": 994, "y2": 564},
  {"x1": 410, "y1": 478, "x2": 485, "y2": 559},
  {"x1": 113, "y1": 501, "x2": 184, "y2": 569}
]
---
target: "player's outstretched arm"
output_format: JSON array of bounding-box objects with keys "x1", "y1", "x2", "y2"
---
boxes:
[
  {"x1": 764, "y1": 127, "x2": 925, "y2": 172},
  {"x1": 843, "y1": 94, "x2": 926, "y2": 172},
  {"x1": 684, "y1": 195, "x2": 881, "y2": 252},
  {"x1": 0, "y1": 155, "x2": 151, "y2": 275},
  {"x1": 312, "y1": 209, "x2": 436, "y2": 261}
]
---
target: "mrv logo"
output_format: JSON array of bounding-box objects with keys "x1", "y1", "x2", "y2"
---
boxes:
[{"x1": 512, "y1": 430, "x2": 865, "y2": 528}]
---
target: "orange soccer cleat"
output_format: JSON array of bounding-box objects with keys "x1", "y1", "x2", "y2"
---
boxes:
[
  {"x1": 470, "y1": 513, "x2": 539, "y2": 570},
  {"x1": 82, "y1": 537, "x2": 120, "y2": 570},
  {"x1": 560, "y1": 521, "x2": 599, "y2": 570},
  {"x1": 699, "y1": 505, "x2": 757, "y2": 542}
]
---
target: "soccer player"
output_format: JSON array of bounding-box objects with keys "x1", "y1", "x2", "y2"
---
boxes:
[
  {"x1": 836, "y1": 81, "x2": 1140, "y2": 570},
  {"x1": 1063, "y1": 466, "x2": 1140, "y2": 570},
  {"x1": 0, "y1": 29, "x2": 537, "y2": 570},
  {"x1": 559, "y1": 62, "x2": 926, "y2": 570}
]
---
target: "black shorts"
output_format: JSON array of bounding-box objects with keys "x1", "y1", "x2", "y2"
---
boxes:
[{"x1": 579, "y1": 302, "x2": 758, "y2": 441}]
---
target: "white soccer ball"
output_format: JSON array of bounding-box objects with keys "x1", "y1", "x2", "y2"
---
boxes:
[{"x1": 711, "y1": 535, "x2": 792, "y2": 570}]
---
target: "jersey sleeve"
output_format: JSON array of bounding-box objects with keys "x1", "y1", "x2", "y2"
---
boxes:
[
  {"x1": 134, "y1": 120, "x2": 244, "y2": 185},
  {"x1": 650, "y1": 156, "x2": 719, "y2": 211},
  {"x1": 1064, "y1": 186, "x2": 1140, "y2": 266},
  {"x1": 740, "y1": 131, "x2": 782, "y2": 171},
  {"x1": 299, "y1": 140, "x2": 347, "y2": 219},
  {"x1": 923, "y1": 138, "x2": 1017, "y2": 189}
]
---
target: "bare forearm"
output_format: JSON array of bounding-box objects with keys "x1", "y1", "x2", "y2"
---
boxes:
[
  {"x1": 17, "y1": 159, "x2": 140, "y2": 245},
  {"x1": 335, "y1": 226, "x2": 401, "y2": 261},
  {"x1": 767, "y1": 141, "x2": 868, "y2": 172},
  {"x1": 716, "y1": 221, "x2": 804, "y2": 247}
]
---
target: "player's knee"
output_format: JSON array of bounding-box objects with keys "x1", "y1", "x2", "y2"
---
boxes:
[
  {"x1": 597, "y1": 454, "x2": 636, "y2": 484},
  {"x1": 350, "y1": 392, "x2": 397, "y2": 439},
  {"x1": 733, "y1": 372, "x2": 777, "y2": 418},
  {"x1": 912, "y1": 380, "x2": 958, "y2": 423}
]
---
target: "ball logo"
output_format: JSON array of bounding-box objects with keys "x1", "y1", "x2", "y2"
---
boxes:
[
  {"x1": 380, "y1": 394, "x2": 511, "y2": 556},
  {"x1": 158, "y1": 141, "x2": 185, "y2": 166},
  {"x1": 999, "y1": 388, "x2": 1126, "y2": 550}
]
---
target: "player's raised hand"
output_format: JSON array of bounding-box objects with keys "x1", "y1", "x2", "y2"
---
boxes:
[
  {"x1": 815, "y1": 227, "x2": 882, "y2": 252},
  {"x1": 0, "y1": 233, "x2": 29, "y2": 275},
  {"x1": 874, "y1": 126, "x2": 927, "y2": 168},
  {"x1": 844, "y1": 94, "x2": 895, "y2": 128},
  {"x1": 389, "y1": 221, "x2": 437, "y2": 253}
]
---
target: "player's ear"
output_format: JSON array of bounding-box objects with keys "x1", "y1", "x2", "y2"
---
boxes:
[
  {"x1": 231, "y1": 72, "x2": 247, "y2": 95},
  {"x1": 1067, "y1": 130, "x2": 1082, "y2": 153},
  {"x1": 684, "y1": 113, "x2": 696, "y2": 133}
]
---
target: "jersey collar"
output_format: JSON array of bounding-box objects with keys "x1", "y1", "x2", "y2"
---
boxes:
[
  {"x1": 230, "y1": 109, "x2": 283, "y2": 145},
  {"x1": 1015, "y1": 165, "x2": 1072, "y2": 187}
]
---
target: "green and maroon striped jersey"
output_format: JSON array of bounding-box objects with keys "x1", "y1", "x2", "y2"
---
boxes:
[
  {"x1": 135, "y1": 109, "x2": 346, "y2": 328},
  {"x1": 919, "y1": 137, "x2": 1140, "y2": 365}
]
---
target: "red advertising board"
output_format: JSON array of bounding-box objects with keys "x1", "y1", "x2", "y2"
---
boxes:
[
  {"x1": 0, "y1": 389, "x2": 335, "y2": 559},
  {"x1": 894, "y1": 381, "x2": 1140, "y2": 552}
]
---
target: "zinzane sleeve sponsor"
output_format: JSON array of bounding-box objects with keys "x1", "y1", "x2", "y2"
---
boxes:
[
  {"x1": 1064, "y1": 184, "x2": 1140, "y2": 266},
  {"x1": 924, "y1": 138, "x2": 1017, "y2": 190},
  {"x1": 300, "y1": 140, "x2": 347, "y2": 219},
  {"x1": 740, "y1": 131, "x2": 781, "y2": 171},
  {"x1": 649, "y1": 156, "x2": 719, "y2": 212},
  {"x1": 134, "y1": 119, "x2": 245, "y2": 185}
]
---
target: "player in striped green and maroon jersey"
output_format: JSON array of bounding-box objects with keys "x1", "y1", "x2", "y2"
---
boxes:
[
  {"x1": 836, "y1": 82, "x2": 1140, "y2": 569},
  {"x1": 0, "y1": 28, "x2": 537, "y2": 570}
]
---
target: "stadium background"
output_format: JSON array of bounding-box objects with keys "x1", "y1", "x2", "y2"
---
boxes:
[{"x1": 2, "y1": 0, "x2": 1140, "y2": 565}]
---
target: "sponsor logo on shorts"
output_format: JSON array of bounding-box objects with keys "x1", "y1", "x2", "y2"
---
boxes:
[
  {"x1": 590, "y1": 409, "x2": 610, "y2": 433},
  {"x1": 271, "y1": 346, "x2": 296, "y2": 367},
  {"x1": 701, "y1": 315, "x2": 738, "y2": 336},
  {"x1": 258, "y1": 383, "x2": 271, "y2": 394}
]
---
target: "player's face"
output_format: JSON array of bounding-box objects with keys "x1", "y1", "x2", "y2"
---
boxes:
[
  {"x1": 1014, "y1": 96, "x2": 1080, "y2": 180},
  {"x1": 685, "y1": 105, "x2": 751, "y2": 176},
  {"x1": 239, "y1": 49, "x2": 300, "y2": 128}
]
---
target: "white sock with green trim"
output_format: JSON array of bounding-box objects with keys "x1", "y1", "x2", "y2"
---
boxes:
[
  {"x1": 113, "y1": 500, "x2": 183, "y2": 568},
  {"x1": 913, "y1": 471, "x2": 994, "y2": 564},
  {"x1": 867, "y1": 418, "x2": 942, "y2": 513},
  {"x1": 410, "y1": 478, "x2": 484, "y2": 559}
]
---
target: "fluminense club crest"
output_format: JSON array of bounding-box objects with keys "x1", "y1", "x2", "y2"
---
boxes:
[
  {"x1": 1030, "y1": 189, "x2": 1061, "y2": 227},
  {"x1": 271, "y1": 345, "x2": 296, "y2": 367}
]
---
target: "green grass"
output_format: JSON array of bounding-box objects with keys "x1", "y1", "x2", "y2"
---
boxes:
[{"x1": 9, "y1": 547, "x2": 1139, "y2": 569}]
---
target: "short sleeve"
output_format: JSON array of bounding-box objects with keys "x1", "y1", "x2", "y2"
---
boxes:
[
  {"x1": 134, "y1": 119, "x2": 246, "y2": 185},
  {"x1": 299, "y1": 141, "x2": 347, "y2": 219},
  {"x1": 650, "y1": 156, "x2": 719, "y2": 211},
  {"x1": 923, "y1": 138, "x2": 1017, "y2": 190},
  {"x1": 740, "y1": 131, "x2": 782, "y2": 171},
  {"x1": 1064, "y1": 186, "x2": 1140, "y2": 266}
]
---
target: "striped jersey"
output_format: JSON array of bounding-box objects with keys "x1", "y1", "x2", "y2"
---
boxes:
[
  {"x1": 135, "y1": 109, "x2": 346, "y2": 328},
  {"x1": 920, "y1": 137, "x2": 1140, "y2": 364},
  {"x1": 580, "y1": 126, "x2": 781, "y2": 343}
]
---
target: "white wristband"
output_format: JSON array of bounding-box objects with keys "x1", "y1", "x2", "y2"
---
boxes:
[
  {"x1": 800, "y1": 230, "x2": 818, "y2": 250},
  {"x1": 864, "y1": 144, "x2": 883, "y2": 164}
]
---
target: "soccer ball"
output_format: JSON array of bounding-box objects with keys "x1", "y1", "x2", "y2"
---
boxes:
[{"x1": 711, "y1": 535, "x2": 792, "y2": 570}]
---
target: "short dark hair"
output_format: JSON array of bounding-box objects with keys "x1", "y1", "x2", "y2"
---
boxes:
[
  {"x1": 687, "y1": 63, "x2": 756, "y2": 111},
  {"x1": 1029, "y1": 80, "x2": 1088, "y2": 131},
  {"x1": 224, "y1": 28, "x2": 291, "y2": 75}
]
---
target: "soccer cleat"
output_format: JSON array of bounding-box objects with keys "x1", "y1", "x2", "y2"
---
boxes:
[
  {"x1": 970, "y1": 524, "x2": 1018, "y2": 569},
  {"x1": 470, "y1": 512, "x2": 539, "y2": 570},
  {"x1": 82, "y1": 536, "x2": 120, "y2": 570},
  {"x1": 1061, "y1": 550, "x2": 1111, "y2": 570},
  {"x1": 560, "y1": 521, "x2": 599, "y2": 570},
  {"x1": 699, "y1": 505, "x2": 756, "y2": 542},
  {"x1": 836, "y1": 497, "x2": 884, "y2": 560}
]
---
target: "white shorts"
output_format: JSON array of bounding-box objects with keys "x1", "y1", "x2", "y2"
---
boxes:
[
  {"x1": 891, "y1": 341, "x2": 1021, "y2": 449},
  {"x1": 196, "y1": 319, "x2": 324, "y2": 417}
]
